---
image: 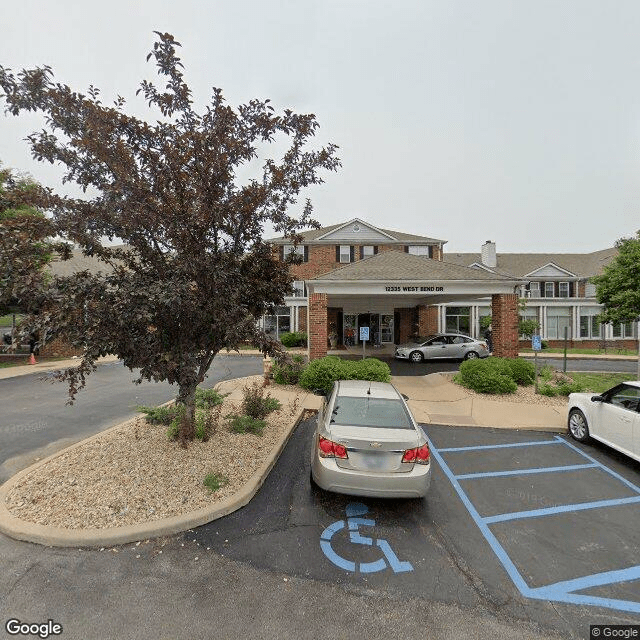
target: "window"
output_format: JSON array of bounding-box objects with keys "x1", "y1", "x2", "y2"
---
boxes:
[
  {"x1": 559, "y1": 282, "x2": 569, "y2": 298},
  {"x1": 544, "y1": 282, "x2": 555, "y2": 298},
  {"x1": 519, "y1": 306, "x2": 539, "y2": 337},
  {"x1": 360, "y1": 245, "x2": 377, "y2": 258},
  {"x1": 585, "y1": 283, "x2": 596, "y2": 297},
  {"x1": 546, "y1": 307, "x2": 571, "y2": 339},
  {"x1": 579, "y1": 306, "x2": 602, "y2": 339},
  {"x1": 407, "y1": 245, "x2": 432, "y2": 257},
  {"x1": 337, "y1": 245, "x2": 353, "y2": 263},
  {"x1": 283, "y1": 244, "x2": 307, "y2": 262},
  {"x1": 445, "y1": 307, "x2": 470, "y2": 334},
  {"x1": 292, "y1": 281, "x2": 305, "y2": 297},
  {"x1": 529, "y1": 282, "x2": 540, "y2": 298},
  {"x1": 612, "y1": 322, "x2": 635, "y2": 338},
  {"x1": 263, "y1": 306, "x2": 291, "y2": 340}
]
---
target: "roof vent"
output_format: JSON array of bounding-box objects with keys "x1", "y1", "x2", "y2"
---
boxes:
[{"x1": 353, "y1": 224, "x2": 360, "y2": 232}]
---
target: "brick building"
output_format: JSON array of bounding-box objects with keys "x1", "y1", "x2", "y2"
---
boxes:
[{"x1": 266, "y1": 219, "x2": 638, "y2": 359}]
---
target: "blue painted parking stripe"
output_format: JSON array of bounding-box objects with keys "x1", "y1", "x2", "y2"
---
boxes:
[
  {"x1": 427, "y1": 438, "x2": 533, "y2": 595},
  {"x1": 455, "y1": 462, "x2": 598, "y2": 480},
  {"x1": 437, "y1": 438, "x2": 561, "y2": 453},
  {"x1": 538, "y1": 564, "x2": 640, "y2": 596},
  {"x1": 559, "y1": 437, "x2": 640, "y2": 495},
  {"x1": 428, "y1": 435, "x2": 640, "y2": 615},
  {"x1": 483, "y1": 495, "x2": 640, "y2": 524}
]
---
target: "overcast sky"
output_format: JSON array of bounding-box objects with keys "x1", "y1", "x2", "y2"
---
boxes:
[{"x1": 2, "y1": 0, "x2": 640, "y2": 253}]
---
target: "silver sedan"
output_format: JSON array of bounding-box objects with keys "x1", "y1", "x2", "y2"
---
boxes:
[
  {"x1": 395, "y1": 333, "x2": 489, "y2": 363},
  {"x1": 310, "y1": 380, "x2": 431, "y2": 498}
]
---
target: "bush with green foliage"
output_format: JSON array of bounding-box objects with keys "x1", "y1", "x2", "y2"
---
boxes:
[
  {"x1": 298, "y1": 356, "x2": 391, "y2": 394},
  {"x1": 556, "y1": 381, "x2": 585, "y2": 396},
  {"x1": 196, "y1": 387, "x2": 226, "y2": 408},
  {"x1": 242, "y1": 381, "x2": 281, "y2": 419},
  {"x1": 272, "y1": 354, "x2": 306, "y2": 385},
  {"x1": 457, "y1": 357, "x2": 521, "y2": 394},
  {"x1": 137, "y1": 404, "x2": 179, "y2": 425},
  {"x1": 279, "y1": 331, "x2": 307, "y2": 348},
  {"x1": 227, "y1": 414, "x2": 266, "y2": 436},
  {"x1": 537, "y1": 384, "x2": 557, "y2": 397},
  {"x1": 504, "y1": 358, "x2": 535, "y2": 385}
]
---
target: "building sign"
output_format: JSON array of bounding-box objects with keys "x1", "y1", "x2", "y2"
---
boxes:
[{"x1": 384, "y1": 285, "x2": 445, "y2": 292}]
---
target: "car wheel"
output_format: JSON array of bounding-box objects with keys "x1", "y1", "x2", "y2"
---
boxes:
[
  {"x1": 463, "y1": 351, "x2": 479, "y2": 360},
  {"x1": 568, "y1": 409, "x2": 590, "y2": 443},
  {"x1": 409, "y1": 350, "x2": 424, "y2": 363}
]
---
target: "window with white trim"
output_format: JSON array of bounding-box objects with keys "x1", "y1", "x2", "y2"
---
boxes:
[
  {"x1": 339, "y1": 245, "x2": 351, "y2": 263},
  {"x1": 579, "y1": 306, "x2": 602, "y2": 339},
  {"x1": 407, "y1": 245, "x2": 431, "y2": 256},
  {"x1": 612, "y1": 322, "x2": 636, "y2": 338},
  {"x1": 362, "y1": 245, "x2": 375, "y2": 258},
  {"x1": 585, "y1": 283, "x2": 596, "y2": 297},
  {"x1": 558, "y1": 282, "x2": 569, "y2": 298},
  {"x1": 529, "y1": 282, "x2": 540, "y2": 297},
  {"x1": 546, "y1": 307, "x2": 571, "y2": 339},
  {"x1": 292, "y1": 281, "x2": 305, "y2": 297},
  {"x1": 283, "y1": 244, "x2": 307, "y2": 261},
  {"x1": 544, "y1": 282, "x2": 555, "y2": 298}
]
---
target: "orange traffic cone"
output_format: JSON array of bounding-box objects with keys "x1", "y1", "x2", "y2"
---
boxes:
[{"x1": 29, "y1": 353, "x2": 37, "y2": 365}]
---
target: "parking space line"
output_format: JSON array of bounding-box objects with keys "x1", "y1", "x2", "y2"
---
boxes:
[
  {"x1": 456, "y1": 462, "x2": 598, "y2": 480},
  {"x1": 484, "y1": 495, "x2": 640, "y2": 524},
  {"x1": 437, "y1": 439, "x2": 561, "y2": 453},
  {"x1": 427, "y1": 435, "x2": 640, "y2": 614}
]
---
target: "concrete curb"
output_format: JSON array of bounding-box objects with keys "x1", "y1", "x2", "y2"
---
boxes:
[{"x1": 0, "y1": 395, "x2": 311, "y2": 548}]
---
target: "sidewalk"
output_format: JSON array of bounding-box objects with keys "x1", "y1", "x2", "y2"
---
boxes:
[
  {"x1": 390, "y1": 373, "x2": 566, "y2": 432},
  {"x1": 0, "y1": 354, "x2": 122, "y2": 380}
]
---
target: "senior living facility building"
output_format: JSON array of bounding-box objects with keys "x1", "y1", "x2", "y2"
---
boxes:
[{"x1": 266, "y1": 218, "x2": 638, "y2": 360}]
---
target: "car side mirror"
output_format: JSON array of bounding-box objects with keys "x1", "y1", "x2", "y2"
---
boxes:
[{"x1": 591, "y1": 395, "x2": 604, "y2": 402}]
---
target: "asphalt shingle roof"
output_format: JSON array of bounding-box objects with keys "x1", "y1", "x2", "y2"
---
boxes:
[
  {"x1": 443, "y1": 248, "x2": 618, "y2": 278},
  {"x1": 312, "y1": 251, "x2": 521, "y2": 282}
]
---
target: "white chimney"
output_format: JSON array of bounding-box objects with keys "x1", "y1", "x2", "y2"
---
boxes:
[{"x1": 481, "y1": 240, "x2": 497, "y2": 268}]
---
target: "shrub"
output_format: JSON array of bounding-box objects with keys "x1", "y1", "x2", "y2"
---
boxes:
[
  {"x1": 280, "y1": 331, "x2": 307, "y2": 348},
  {"x1": 137, "y1": 405, "x2": 179, "y2": 425},
  {"x1": 196, "y1": 388, "x2": 226, "y2": 408},
  {"x1": 242, "y1": 381, "x2": 281, "y2": 419},
  {"x1": 203, "y1": 472, "x2": 228, "y2": 492},
  {"x1": 298, "y1": 356, "x2": 391, "y2": 394},
  {"x1": 272, "y1": 354, "x2": 305, "y2": 385},
  {"x1": 227, "y1": 414, "x2": 266, "y2": 436},
  {"x1": 539, "y1": 365, "x2": 554, "y2": 382},
  {"x1": 458, "y1": 357, "x2": 517, "y2": 394},
  {"x1": 541, "y1": 340, "x2": 549, "y2": 350},
  {"x1": 556, "y1": 381, "x2": 584, "y2": 396},
  {"x1": 537, "y1": 384, "x2": 558, "y2": 397},
  {"x1": 505, "y1": 358, "x2": 535, "y2": 385}
]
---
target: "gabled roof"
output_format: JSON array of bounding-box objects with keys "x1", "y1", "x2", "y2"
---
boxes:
[
  {"x1": 524, "y1": 262, "x2": 577, "y2": 278},
  {"x1": 311, "y1": 251, "x2": 522, "y2": 282},
  {"x1": 444, "y1": 248, "x2": 618, "y2": 279},
  {"x1": 267, "y1": 218, "x2": 446, "y2": 245}
]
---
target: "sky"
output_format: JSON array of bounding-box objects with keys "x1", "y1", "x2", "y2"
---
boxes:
[{"x1": 2, "y1": 0, "x2": 640, "y2": 253}]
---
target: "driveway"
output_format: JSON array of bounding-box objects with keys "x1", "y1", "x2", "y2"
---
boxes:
[{"x1": 0, "y1": 355, "x2": 262, "y2": 481}]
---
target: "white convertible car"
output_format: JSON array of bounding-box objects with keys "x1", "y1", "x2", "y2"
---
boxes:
[{"x1": 567, "y1": 381, "x2": 640, "y2": 462}]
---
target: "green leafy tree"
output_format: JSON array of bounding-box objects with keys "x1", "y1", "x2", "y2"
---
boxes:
[
  {"x1": 0, "y1": 164, "x2": 62, "y2": 318},
  {"x1": 591, "y1": 230, "x2": 640, "y2": 376},
  {"x1": 0, "y1": 32, "x2": 340, "y2": 442}
]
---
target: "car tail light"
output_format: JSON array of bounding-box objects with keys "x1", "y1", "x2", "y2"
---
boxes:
[
  {"x1": 402, "y1": 443, "x2": 430, "y2": 464},
  {"x1": 318, "y1": 436, "x2": 348, "y2": 459}
]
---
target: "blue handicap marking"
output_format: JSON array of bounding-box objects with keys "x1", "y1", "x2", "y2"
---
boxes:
[{"x1": 320, "y1": 502, "x2": 413, "y2": 574}]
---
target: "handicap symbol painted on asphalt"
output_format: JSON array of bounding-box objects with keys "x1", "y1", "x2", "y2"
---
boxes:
[{"x1": 320, "y1": 502, "x2": 413, "y2": 574}]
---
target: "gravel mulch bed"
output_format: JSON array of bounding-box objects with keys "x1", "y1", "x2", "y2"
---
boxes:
[
  {"x1": 5, "y1": 377, "x2": 306, "y2": 530},
  {"x1": 441, "y1": 373, "x2": 567, "y2": 407}
]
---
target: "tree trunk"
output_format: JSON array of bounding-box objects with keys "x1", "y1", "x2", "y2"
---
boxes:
[{"x1": 178, "y1": 384, "x2": 197, "y2": 445}]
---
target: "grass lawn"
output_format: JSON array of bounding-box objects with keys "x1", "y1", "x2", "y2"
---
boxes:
[
  {"x1": 521, "y1": 346, "x2": 637, "y2": 356},
  {"x1": 567, "y1": 372, "x2": 636, "y2": 394}
]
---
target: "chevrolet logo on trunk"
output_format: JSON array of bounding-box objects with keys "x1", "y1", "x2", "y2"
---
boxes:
[{"x1": 369, "y1": 442, "x2": 382, "y2": 448}]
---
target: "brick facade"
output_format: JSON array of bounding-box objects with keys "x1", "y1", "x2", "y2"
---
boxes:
[
  {"x1": 309, "y1": 293, "x2": 328, "y2": 360},
  {"x1": 396, "y1": 307, "x2": 416, "y2": 344},
  {"x1": 417, "y1": 305, "x2": 438, "y2": 336},
  {"x1": 39, "y1": 336, "x2": 84, "y2": 358},
  {"x1": 297, "y1": 307, "x2": 307, "y2": 332},
  {"x1": 492, "y1": 294, "x2": 519, "y2": 357}
]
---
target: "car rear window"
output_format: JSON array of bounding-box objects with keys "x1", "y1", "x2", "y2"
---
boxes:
[{"x1": 330, "y1": 397, "x2": 414, "y2": 429}]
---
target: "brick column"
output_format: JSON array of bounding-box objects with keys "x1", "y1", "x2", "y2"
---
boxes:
[
  {"x1": 492, "y1": 294, "x2": 519, "y2": 358},
  {"x1": 309, "y1": 293, "x2": 328, "y2": 360},
  {"x1": 418, "y1": 305, "x2": 438, "y2": 336}
]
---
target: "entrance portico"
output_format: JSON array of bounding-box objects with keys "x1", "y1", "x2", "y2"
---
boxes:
[{"x1": 306, "y1": 251, "x2": 525, "y2": 360}]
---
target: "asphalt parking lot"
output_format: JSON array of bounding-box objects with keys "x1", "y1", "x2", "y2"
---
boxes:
[{"x1": 193, "y1": 416, "x2": 640, "y2": 639}]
